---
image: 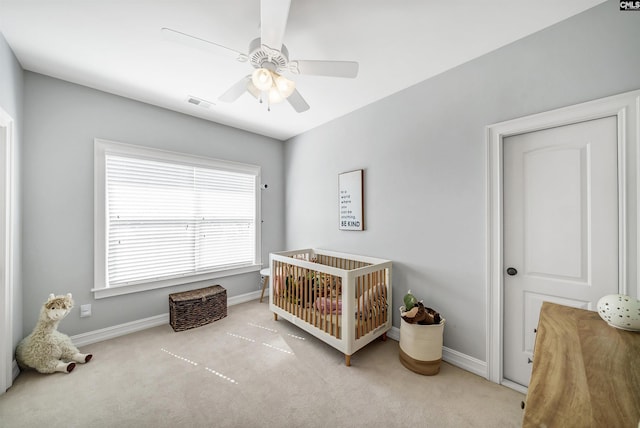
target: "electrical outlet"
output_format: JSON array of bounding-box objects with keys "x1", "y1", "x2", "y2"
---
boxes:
[{"x1": 80, "y1": 304, "x2": 92, "y2": 318}]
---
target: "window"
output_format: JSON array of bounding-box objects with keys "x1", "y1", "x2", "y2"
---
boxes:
[{"x1": 94, "y1": 139, "x2": 261, "y2": 298}]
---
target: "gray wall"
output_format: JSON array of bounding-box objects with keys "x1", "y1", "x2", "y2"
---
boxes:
[
  {"x1": 0, "y1": 32, "x2": 23, "y2": 351},
  {"x1": 284, "y1": 1, "x2": 640, "y2": 361},
  {"x1": 22, "y1": 72, "x2": 285, "y2": 336}
]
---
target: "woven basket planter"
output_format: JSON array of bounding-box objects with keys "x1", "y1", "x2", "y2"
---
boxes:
[
  {"x1": 169, "y1": 285, "x2": 227, "y2": 332},
  {"x1": 399, "y1": 317, "x2": 445, "y2": 375}
]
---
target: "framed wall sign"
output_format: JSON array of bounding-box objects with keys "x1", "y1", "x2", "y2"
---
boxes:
[{"x1": 338, "y1": 169, "x2": 364, "y2": 231}]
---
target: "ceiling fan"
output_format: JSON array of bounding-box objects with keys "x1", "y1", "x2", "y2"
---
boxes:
[{"x1": 162, "y1": 0, "x2": 359, "y2": 113}]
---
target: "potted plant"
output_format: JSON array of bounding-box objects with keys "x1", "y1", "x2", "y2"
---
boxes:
[{"x1": 398, "y1": 290, "x2": 445, "y2": 375}]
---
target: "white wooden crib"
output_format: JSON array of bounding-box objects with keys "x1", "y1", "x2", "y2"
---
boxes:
[{"x1": 269, "y1": 249, "x2": 392, "y2": 366}]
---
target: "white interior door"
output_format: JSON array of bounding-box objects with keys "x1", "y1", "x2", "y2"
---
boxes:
[{"x1": 503, "y1": 116, "x2": 619, "y2": 387}]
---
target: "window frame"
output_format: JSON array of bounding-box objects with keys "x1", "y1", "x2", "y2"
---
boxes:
[{"x1": 93, "y1": 138, "x2": 262, "y2": 299}]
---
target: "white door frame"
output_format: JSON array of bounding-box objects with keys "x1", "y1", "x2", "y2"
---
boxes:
[
  {"x1": 485, "y1": 89, "x2": 640, "y2": 387},
  {"x1": 0, "y1": 107, "x2": 15, "y2": 394}
]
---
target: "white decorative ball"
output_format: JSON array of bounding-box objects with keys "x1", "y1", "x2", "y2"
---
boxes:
[{"x1": 596, "y1": 294, "x2": 640, "y2": 331}]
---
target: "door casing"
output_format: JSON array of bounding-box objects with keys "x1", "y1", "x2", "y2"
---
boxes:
[
  {"x1": 0, "y1": 107, "x2": 15, "y2": 394},
  {"x1": 485, "y1": 89, "x2": 640, "y2": 391}
]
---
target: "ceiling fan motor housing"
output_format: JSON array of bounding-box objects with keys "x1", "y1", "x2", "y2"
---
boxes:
[{"x1": 248, "y1": 38, "x2": 289, "y2": 72}]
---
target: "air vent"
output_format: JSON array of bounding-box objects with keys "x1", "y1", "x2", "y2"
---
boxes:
[{"x1": 186, "y1": 96, "x2": 215, "y2": 109}]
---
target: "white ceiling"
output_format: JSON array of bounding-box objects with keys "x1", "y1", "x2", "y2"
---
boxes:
[{"x1": 0, "y1": 0, "x2": 605, "y2": 141}]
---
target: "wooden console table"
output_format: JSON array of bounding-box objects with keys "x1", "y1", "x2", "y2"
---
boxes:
[{"x1": 523, "y1": 302, "x2": 640, "y2": 427}]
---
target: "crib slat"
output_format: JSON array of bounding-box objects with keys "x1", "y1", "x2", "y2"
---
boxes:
[
  {"x1": 333, "y1": 276, "x2": 342, "y2": 339},
  {"x1": 296, "y1": 265, "x2": 301, "y2": 318},
  {"x1": 274, "y1": 261, "x2": 279, "y2": 309},
  {"x1": 295, "y1": 265, "x2": 300, "y2": 318},
  {"x1": 373, "y1": 270, "x2": 379, "y2": 329},
  {"x1": 283, "y1": 262, "x2": 288, "y2": 311},
  {"x1": 312, "y1": 272, "x2": 317, "y2": 328},
  {"x1": 337, "y1": 274, "x2": 341, "y2": 339},
  {"x1": 291, "y1": 264, "x2": 296, "y2": 316},
  {"x1": 377, "y1": 272, "x2": 381, "y2": 329},
  {"x1": 379, "y1": 271, "x2": 384, "y2": 328},
  {"x1": 366, "y1": 272, "x2": 371, "y2": 334},
  {"x1": 288, "y1": 264, "x2": 293, "y2": 315},
  {"x1": 329, "y1": 273, "x2": 333, "y2": 336},
  {"x1": 377, "y1": 271, "x2": 383, "y2": 329},
  {"x1": 301, "y1": 266, "x2": 305, "y2": 321},
  {"x1": 322, "y1": 272, "x2": 329, "y2": 333},
  {"x1": 383, "y1": 270, "x2": 388, "y2": 328},
  {"x1": 299, "y1": 265, "x2": 302, "y2": 318},
  {"x1": 322, "y1": 272, "x2": 327, "y2": 334},
  {"x1": 283, "y1": 263, "x2": 288, "y2": 313},
  {"x1": 304, "y1": 268, "x2": 309, "y2": 324},
  {"x1": 333, "y1": 274, "x2": 338, "y2": 338},
  {"x1": 357, "y1": 275, "x2": 362, "y2": 339},
  {"x1": 320, "y1": 271, "x2": 326, "y2": 330},
  {"x1": 359, "y1": 274, "x2": 365, "y2": 336},
  {"x1": 307, "y1": 267, "x2": 311, "y2": 321},
  {"x1": 331, "y1": 274, "x2": 335, "y2": 337},
  {"x1": 277, "y1": 261, "x2": 283, "y2": 310},
  {"x1": 360, "y1": 273, "x2": 365, "y2": 335},
  {"x1": 297, "y1": 265, "x2": 301, "y2": 318},
  {"x1": 371, "y1": 272, "x2": 376, "y2": 331},
  {"x1": 367, "y1": 273, "x2": 373, "y2": 334},
  {"x1": 318, "y1": 271, "x2": 322, "y2": 329},
  {"x1": 329, "y1": 273, "x2": 334, "y2": 337},
  {"x1": 355, "y1": 276, "x2": 359, "y2": 340},
  {"x1": 314, "y1": 271, "x2": 318, "y2": 327},
  {"x1": 297, "y1": 265, "x2": 302, "y2": 319},
  {"x1": 284, "y1": 261, "x2": 288, "y2": 312},
  {"x1": 282, "y1": 261, "x2": 286, "y2": 312}
]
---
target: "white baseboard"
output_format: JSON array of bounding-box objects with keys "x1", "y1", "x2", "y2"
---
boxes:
[
  {"x1": 387, "y1": 326, "x2": 400, "y2": 341},
  {"x1": 388, "y1": 326, "x2": 487, "y2": 378},
  {"x1": 71, "y1": 289, "x2": 266, "y2": 348},
  {"x1": 71, "y1": 313, "x2": 169, "y2": 348},
  {"x1": 12, "y1": 359, "x2": 19, "y2": 381},
  {"x1": 442, "y1": 346, "x2": 487, "y2": 378},
  {"x1": 228, "y1": 289, "x2": 265, "y2": 306},
  {"x1": 502, "y1": 379, "x2": 528, "y2": 395}
]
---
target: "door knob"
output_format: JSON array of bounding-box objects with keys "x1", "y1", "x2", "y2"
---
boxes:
[{"x1": 506, "y1": 267, "x2": 518, "y2": 276}]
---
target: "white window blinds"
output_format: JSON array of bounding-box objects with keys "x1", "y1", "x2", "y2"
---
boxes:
[{"x1": 100, "y1": 147, "x2": 259, "y2": 290}]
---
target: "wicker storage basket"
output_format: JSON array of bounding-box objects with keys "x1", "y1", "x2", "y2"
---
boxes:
[
  {"x1": 399, "y1": 317, "x2": 445, "y2": 375},
  {"x1": 169, "y1": 285, "x2": 227, "y2": 332}
]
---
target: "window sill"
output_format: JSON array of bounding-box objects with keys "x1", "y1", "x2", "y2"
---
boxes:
[{"x1": 92, "y1": 265, "x2": 261, "y2": 299}]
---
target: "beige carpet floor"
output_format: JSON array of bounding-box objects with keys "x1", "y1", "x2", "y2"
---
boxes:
[{"x1": 0, "y1": 299, "x2": 524, "y2": 427}]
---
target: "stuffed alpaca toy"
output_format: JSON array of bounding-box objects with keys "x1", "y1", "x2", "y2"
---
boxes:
[{"x1": 16, "y1": 293, "x2": 92, "y2": 374}]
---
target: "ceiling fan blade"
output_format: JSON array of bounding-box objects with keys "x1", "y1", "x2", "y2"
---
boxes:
[
  {"x1": 287, "y1": 89, "x2": 310, "y2": 113},
  {"x1": 161, "y1": 27, "x2": 247, "y2": 62},
  {"x1": 219, "y1": 76, "x2": 251, "y2": 103},
  {"x1": 246, "y1": 80, "x2": 261, "y2": 99},
  {"x1": 290, "y1": 60, "x2": 359, "y2": 78},
  {"x1": 260, "y1": 0, "x2": 291, "y2": 51}
]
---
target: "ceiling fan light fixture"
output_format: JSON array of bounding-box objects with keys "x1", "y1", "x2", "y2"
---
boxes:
[
  {"x1": 273, "y1": 72, "x2": 295, "y2": 98},
  {"x1": 268, "y1": 86, "x2": 286, "y2": 104},
  {"x1": 251, "y1": 68, "x2": 273, "y2": 91},
  {"x1": 246, "y1": 80, "x2": 261, "y2": 99}
]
